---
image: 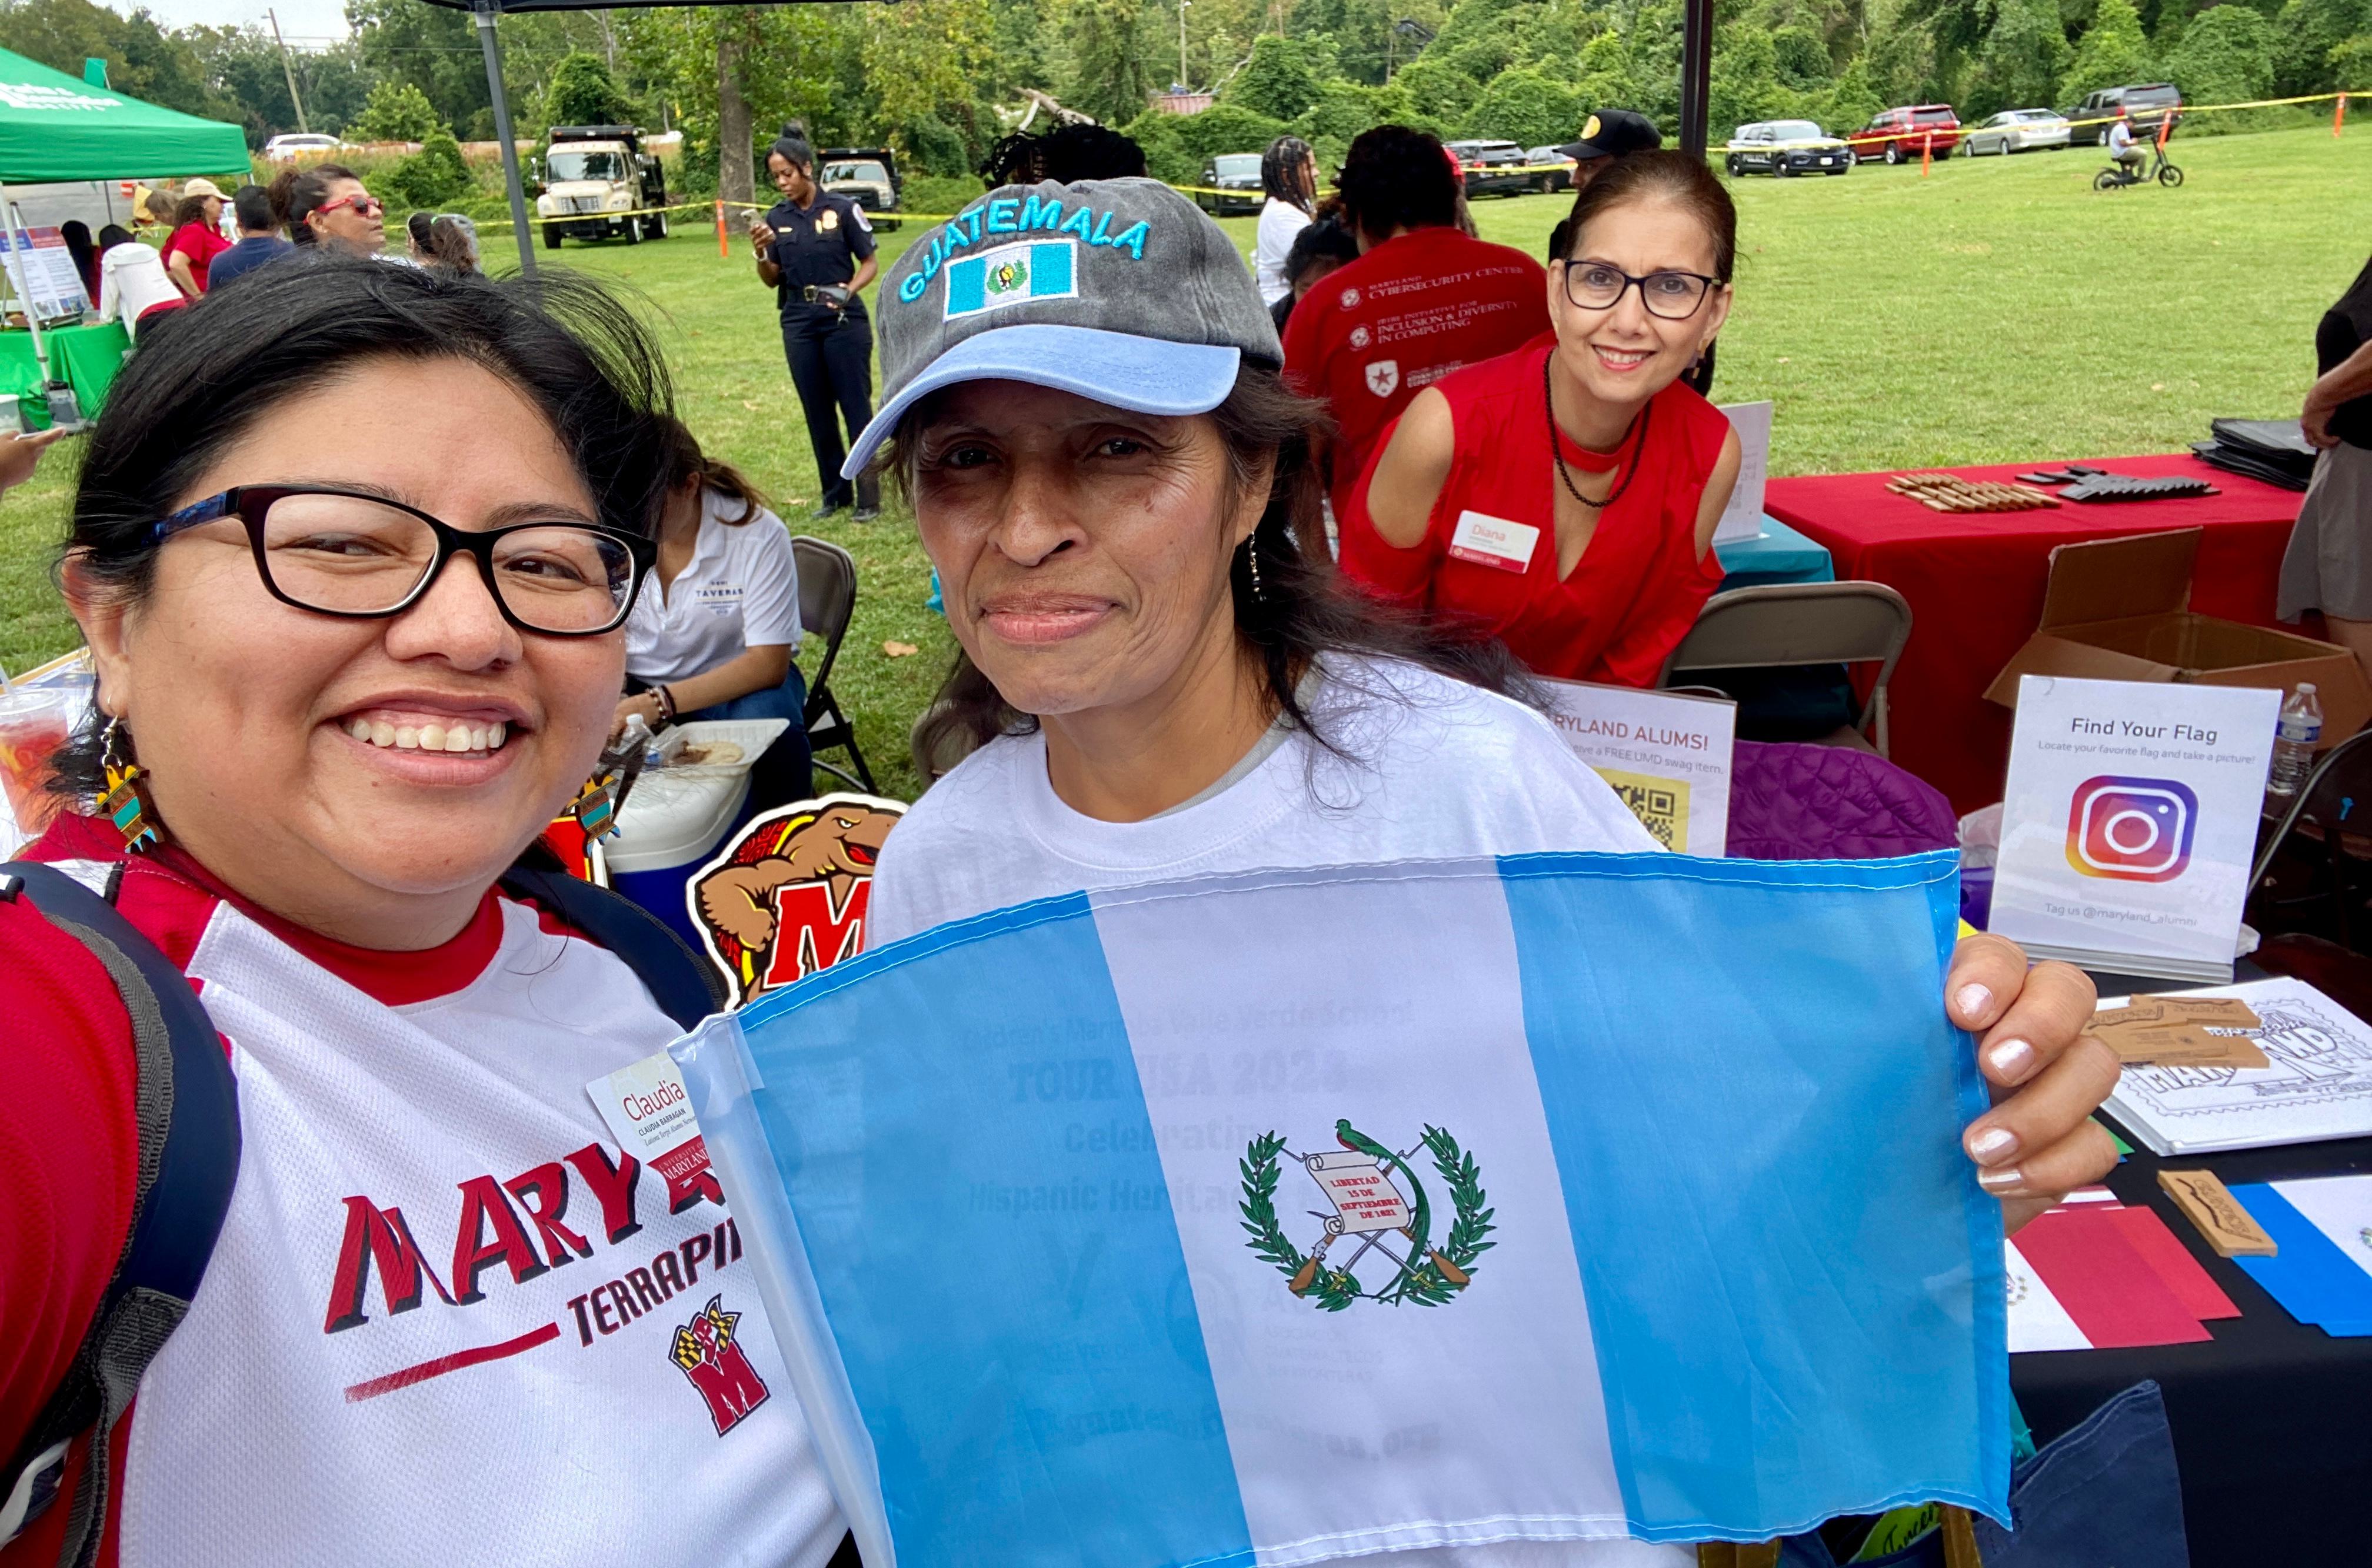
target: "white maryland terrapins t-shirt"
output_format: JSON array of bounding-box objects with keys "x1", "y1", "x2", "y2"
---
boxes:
[{"x1": 0, "y1": 822, "x2": 842, "y2": 1567}]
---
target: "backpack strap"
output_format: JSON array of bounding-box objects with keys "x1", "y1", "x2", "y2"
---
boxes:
[
  {"x1": 0, "y1": 862, "x2": 240, "y2": 1568},
  {"x1": 499, "y1": 863, "x2": 728, "y2": 1031}
]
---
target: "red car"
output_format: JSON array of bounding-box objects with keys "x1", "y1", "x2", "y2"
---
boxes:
[{"x1": 1846, "y1": 105, "x2": 1963, "y2": 165}]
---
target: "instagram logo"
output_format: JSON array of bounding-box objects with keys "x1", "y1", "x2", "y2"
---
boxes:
[{"x1": 2065, "y1": 776, "x2": 2198, "y2": 882}]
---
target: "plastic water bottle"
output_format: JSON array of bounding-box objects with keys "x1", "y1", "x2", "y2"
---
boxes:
[{"x1": 2267, "y1": 683, "x2": 2323, "y2": 802}]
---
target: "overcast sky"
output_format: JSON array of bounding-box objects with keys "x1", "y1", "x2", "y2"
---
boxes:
[{"x1": 121, "y1": 0, "x2": 352, "y2": 44}]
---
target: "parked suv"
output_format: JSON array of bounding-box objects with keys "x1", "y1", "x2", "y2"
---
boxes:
[
  {"x1": 2061, "y1": 84, "x2": 2184, "y2": 145},
  {"x1": 1525, "y1": 145, "x2": 1577, "y2": 194},
  {"x1": 1445, "y1": 140, "x2": 1533, "y2": 198},
  {"x1": 1194, "y1": 153, "x2": 1264, "y2": 218},
  {"x1": 535, "y1": 125, "x2": 669, "y2": 248},
  {"x1": 820, "y1": 146, "x2": 901, "y2": 232},
  {"x1": 1725, "y1": 121, "x2": 1853, "y2": 177},
  {"x1": 1845, "y1": 105, "x2": 1963, "y2": 164}
]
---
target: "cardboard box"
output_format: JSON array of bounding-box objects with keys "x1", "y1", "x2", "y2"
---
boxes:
[{"x1": 1984, "y1": 528, "x2": 2372, "y2": 746}]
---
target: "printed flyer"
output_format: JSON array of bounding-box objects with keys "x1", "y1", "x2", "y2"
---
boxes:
[{"x1": 1537, "y1": 679, "x2": 1737, "y2": 855}]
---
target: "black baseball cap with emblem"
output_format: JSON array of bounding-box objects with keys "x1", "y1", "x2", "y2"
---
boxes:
[{"x1": 1556, "y1": 109, "x2": 1663, "y2": 163}]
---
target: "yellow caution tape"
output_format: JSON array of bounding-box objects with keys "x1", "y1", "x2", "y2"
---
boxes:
[{"x1": 474, "y1": 93, "x2": 2351, "y2": 234}]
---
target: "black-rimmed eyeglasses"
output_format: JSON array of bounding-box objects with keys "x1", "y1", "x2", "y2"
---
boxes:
[
  {"x1": 154, "y1": 486, "x2": 654, "y2": 636},
  {"x1": 1559, "y1": 261, "x2": 1725, "y2": 320}
]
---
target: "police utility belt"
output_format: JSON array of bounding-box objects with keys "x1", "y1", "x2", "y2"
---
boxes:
[{"x1": 798, "y1": 284, "x2": 854, "y2": 308}]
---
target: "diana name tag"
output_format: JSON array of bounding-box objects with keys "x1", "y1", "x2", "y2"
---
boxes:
[{"x1": 1447, "y1": 510, "x2": 1539, "y2": 574}]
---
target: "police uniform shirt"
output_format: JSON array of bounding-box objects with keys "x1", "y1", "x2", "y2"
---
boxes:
[{"x1": 764, "y1": 190, "x2": 875, "y2": 319}]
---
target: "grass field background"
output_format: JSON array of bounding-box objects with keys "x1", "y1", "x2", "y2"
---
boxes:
[{"x1": 4, "y1": 124, "x2": 2366, "y2": 799}]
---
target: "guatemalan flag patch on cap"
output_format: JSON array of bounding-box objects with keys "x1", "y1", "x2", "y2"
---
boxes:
[{"x1": 944, "y1": 239, "x2": 1078, "y2": 319}]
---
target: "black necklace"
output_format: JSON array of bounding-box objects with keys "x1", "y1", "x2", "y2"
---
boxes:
[{"x1": 1545, "y1": 352, "x2": 1651, "y2": 512}]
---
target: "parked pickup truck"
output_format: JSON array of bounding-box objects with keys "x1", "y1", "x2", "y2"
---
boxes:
[{"x1": 2060, "y1": 84, "x2": 2184, "y2": 146}]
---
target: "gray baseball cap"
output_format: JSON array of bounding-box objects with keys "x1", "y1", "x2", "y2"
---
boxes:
[{"x1": 839, "y1": 177, "x2": 1281, "y2": 479}]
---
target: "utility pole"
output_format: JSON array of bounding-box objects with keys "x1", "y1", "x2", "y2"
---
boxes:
[
  {"x1": 268, "y1": 8, "x2": 309, "y2": 134},
  {"x1": 1178, "y1": 0, "x2": 1189, "y2": 91}
]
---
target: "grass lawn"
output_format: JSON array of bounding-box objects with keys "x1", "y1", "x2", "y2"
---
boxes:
[{"x1": 4, "y1": 124, "x2": 2366, "y2": 799}]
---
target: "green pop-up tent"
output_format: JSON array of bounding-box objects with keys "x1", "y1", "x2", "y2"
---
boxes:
[{"x1": 0, "y1": 46, "x2": 248, "y2": 411}]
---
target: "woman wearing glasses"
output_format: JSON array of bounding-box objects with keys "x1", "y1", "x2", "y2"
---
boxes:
[
  {"x1": 0, "y1": 261, "x2": 849, "y2": 1567},
  {"x1": 1342, "y1": 152, "x2": 1738, "y2": 688},
  {"x1": 269, "y1": 162, "x2": 387, "y2": 256}
]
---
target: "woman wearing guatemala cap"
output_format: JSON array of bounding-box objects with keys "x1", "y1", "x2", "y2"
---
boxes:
[{"x1": 835, "y1": 173, "x2": 2113, "y2": 1559}]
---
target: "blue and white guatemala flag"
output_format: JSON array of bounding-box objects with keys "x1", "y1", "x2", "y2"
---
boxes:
[{"x1": 675, "y1": 852, "x2": 2010, "y2": 1567}]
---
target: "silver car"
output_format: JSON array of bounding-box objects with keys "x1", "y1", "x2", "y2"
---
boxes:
[{"x1": 1962, "y1": 109, "x2": 2071, "y2": 156}]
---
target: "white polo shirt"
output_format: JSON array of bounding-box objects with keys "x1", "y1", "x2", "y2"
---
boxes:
[{"x1": 624, "y1": 488, "x2": 802, "y2": 686}]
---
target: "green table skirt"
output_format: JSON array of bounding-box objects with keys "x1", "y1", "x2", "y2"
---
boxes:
[{"x1": 0, "y1": 321, "x2": 132, "y2": 427}]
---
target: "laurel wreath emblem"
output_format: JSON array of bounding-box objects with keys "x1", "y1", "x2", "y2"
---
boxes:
[{"x1": 1238, "y1": 1126, "x2": 1495, "y2": 1311}]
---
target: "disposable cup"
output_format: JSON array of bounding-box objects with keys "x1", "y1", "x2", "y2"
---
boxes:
[{"x1": 0, "y1": 688, "x2": 74, "y2": 835}]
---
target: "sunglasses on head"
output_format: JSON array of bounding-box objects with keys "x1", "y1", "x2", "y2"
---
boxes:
[{"x1": 317, "y1": 193, "x2": 384, "y2": 219}]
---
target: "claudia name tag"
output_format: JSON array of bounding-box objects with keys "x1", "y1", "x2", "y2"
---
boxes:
[{"x1": 1447, "y1": 510, "x2": 1539, "y2": 574}]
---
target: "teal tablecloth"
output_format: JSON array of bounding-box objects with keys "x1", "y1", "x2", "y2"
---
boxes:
[
  {"x1": 0, "y1": 321, "x2": 132, "y2": 427},
  {"x1": 1714, "y1": 515, "x2": 1834, "y2": 589}
]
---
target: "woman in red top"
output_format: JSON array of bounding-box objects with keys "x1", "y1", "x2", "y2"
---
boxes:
[
  {"x1": 158, "y1": 179, "x2": 231, "y2": 296},
  {"x1": 1344, "y1": 152, "x2": 1741, "y2": 687}
]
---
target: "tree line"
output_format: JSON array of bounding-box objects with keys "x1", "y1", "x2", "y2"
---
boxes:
[{"x1": 1, "y1": 0, "x2": 2363, "y2": 199}]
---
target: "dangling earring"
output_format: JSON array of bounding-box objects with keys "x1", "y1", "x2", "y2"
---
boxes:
[
  {"x1": 1246, "y1": 530, "x2": 1267, "y2": 604},
  {"x1": 569, "y1": 730, "x2": 648, "y2": 845},
  {"x1": 570, "y1": 763, "x2": 623, "y2": 842},
  {"x1": 99, "y1": 715, "x2": 162, "y2": 853}
]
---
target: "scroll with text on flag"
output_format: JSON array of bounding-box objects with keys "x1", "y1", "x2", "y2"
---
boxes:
[{"x1": 674, "y1": 850, "x2": 2008, "y2": 1567}]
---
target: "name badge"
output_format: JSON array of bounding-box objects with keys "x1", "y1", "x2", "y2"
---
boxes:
[
  {"x1": 1447, "y1": 510, "x2": 1540, "y2": 575},
  {"x1": 588, "y1": 1052, "x2": 721, "y2": 1210}
]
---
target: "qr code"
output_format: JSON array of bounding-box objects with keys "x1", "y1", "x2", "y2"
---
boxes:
[{"x1": 1597, "y1": 769, "x2": 1689, "y2": 853}]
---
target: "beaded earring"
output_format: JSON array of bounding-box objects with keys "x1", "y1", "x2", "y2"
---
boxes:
[
  {"x1": 99, "y1": 716, "x2": 162, "y2": 853},
  {"x1": 569, "y1": 765, "x2": 623, "y2": 841}
]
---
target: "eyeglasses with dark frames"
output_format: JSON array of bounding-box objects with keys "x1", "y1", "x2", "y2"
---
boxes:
[
  {"x1": 1558, "y1": 260, "x2": 1726, "y2": 321},
  {"x1": 154, "y1": 486, "x2": 654, "y2": 637}
]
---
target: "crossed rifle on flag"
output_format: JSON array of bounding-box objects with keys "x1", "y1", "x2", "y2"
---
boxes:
[{"x1": 1240, "y1": 1119, "x2": 1495, "y2": 1312}]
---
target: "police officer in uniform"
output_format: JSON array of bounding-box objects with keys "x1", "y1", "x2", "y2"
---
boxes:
[{"x1": 751, "y1": 135, "x2": 882, "y2": 519}]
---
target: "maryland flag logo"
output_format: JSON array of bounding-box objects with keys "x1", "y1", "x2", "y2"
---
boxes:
[
  {"x1": 689, "y1": 792, "x2": 905, "y2": 1006},
  {"x1": 987, "y1": 256, "x2": 1030, "y2": 295},
  {"x1": 1240, "y1": 1120, "x2": 1493, "y2": 1312},
  {"x1": 671, "y1": 1295, "x2": 771, "y2": 1436}
]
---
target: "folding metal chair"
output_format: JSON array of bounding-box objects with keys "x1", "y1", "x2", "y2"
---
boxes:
[
  {"x1": 791, "y1": 536, "x2": 877, "y2": 793},
  {"x1": 1658, "y1": 582, "x2": 1914, "y2": 757},
  {"x1": 2248, "y1": 728, "x2": 2372, "y2": 949}
]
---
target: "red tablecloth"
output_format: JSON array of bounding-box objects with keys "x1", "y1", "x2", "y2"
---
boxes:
[{"x1": 1764, "y1": 455, "x2": 2303, "y2": 815}]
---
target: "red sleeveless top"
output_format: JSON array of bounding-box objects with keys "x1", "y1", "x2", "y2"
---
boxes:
[{"x1": 1339, "y1": 336, "x2": 1733, "y2": 688}]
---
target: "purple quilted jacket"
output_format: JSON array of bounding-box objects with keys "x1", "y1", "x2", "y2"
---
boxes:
[{"x1": 1726, "y1": 741, "x2": 1958, "y2": 862}]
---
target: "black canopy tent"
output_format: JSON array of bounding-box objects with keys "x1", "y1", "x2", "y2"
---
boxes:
[{"x1": 413, "y1": 0, "x2": 1719, "y2": 276}]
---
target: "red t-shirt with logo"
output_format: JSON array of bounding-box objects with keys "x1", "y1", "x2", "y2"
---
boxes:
[
  {"x1": 1338, "y1": 336, "x2": 1733, "y2": 688},
  {"x1": 1280, "y1": 226, "x2": 1550, "y2": 522},
  {"x1": 0, "y1": 812, "x2": 841, "y2": 1567}
]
